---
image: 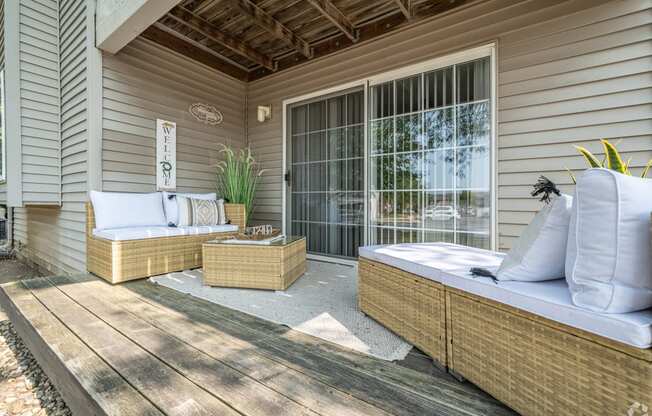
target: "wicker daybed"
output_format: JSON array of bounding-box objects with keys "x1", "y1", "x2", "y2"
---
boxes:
[
  {"x1": 358, "y1": 243, "x2": 652, "y2": 416},
  {"x1": 86, "y1": 202, "x2": 246, "y2": 284}
]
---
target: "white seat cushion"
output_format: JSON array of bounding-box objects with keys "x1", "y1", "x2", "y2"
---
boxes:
[
  {"x1": 443, "y1": 269, "x2": 652, "y2": 349},
  {"x1": 93, "y1": 225, "x2": 238, "y2": 241},
  {"x1": 358, "y1": 242, "x2": 504, "y2": 283},
  {"x1": 90, "y1": 191, "x2": 167, "y2": 230}
]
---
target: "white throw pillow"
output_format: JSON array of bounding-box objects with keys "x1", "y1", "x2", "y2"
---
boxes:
[
  {"x1": 162, "y1": 192, "x2": 217, "y2": 225},
  {"x1": 565, "y1": 168, "x2": 652, "y2": 313},
  {"x1": 497, "y1": 193, "x2": 573, "y2": 281},
  {"x1": 90, "y1": 191, "x2": 166, "y2": 230}
]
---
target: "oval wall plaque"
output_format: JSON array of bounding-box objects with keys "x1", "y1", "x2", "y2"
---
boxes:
[{"x1": 189, "y1": 103, "x2": 224, "y2": 125}]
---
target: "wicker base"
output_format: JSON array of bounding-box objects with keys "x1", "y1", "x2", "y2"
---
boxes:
[
  {"x1": 446, "y1": 288, "x2": 652, "y2": 416},
  {"x1": 358, "y1": 258, "x2": 447, "y2": 366},
  {"x1": 86, "y1": 202, "x2": 246, "y2": 284},
  {"x1": 202, "y1": 238, "x2": 306, "y2": 290}
]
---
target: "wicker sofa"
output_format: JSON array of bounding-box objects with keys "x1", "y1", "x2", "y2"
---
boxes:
[
  {"x1": 86, "y1": 201, "x2": 246, "y2": 284},
  {"x1": 358, "y1": 243, "x2": 652, "y2": 416}
]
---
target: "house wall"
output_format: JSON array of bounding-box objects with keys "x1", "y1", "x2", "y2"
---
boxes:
[
  {"x1": 13, "y1": 0, "x2": 90, "y2": 274},
  {"x1": 17, "y1": 0, "x2": 61, "y2": 205},
  {"x1": 100, "y1": 37, "x2": 247, "y2": 194},
  {"x1": 246, "y1": 0, "x2": 652, "y2": 250},
  {"x1": 0, "y1": 0, "x2": 5, "y2": 203}
]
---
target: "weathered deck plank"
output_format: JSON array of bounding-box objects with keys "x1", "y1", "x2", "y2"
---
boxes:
[
  {"x1": 50, "y1": 275, "x2": 331, "y2": 416},
  {"x1": 61, "y1": 274, "x2": 397, "y2": 416},
  {"x1": 21, "y1": 278, "x2": 242, "y2": 416},
  {"x1": 2, "y1": 274, "x2": 516, "y2": 416},
  {"x1": 0, "y1": 282, "x2": 162, "y2": 416},
  {"x1": 73, "y1": 275, "x2": 514, "y2": 416}
]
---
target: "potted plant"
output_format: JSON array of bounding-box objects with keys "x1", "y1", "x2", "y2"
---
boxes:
[{"x1": 216, "y1": 144, "x2": 265, "y2": 220}]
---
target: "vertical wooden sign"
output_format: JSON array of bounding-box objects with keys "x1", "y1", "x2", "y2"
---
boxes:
[{"x1": 156, "y1": 119, "x2": 176, "y2": 190}]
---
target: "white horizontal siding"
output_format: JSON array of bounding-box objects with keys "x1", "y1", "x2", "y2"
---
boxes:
[
  {"x1": 19, "y1": 0, "x2": 60, "y2": 205},
  {"x1": 14, "y1": 0, "x2": 88, "y2": 275},
  {"x1": 246, "y1": 0, "x2": 651, "y2": 251},
  {"x1": 101, "y1": 37, "x2": 246, "y2": 194}
]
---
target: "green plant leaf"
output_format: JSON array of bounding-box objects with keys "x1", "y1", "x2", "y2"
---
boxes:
[
  {"x1": 566, "y1": 167, "x2": 576, "y2": 185},
  {"x1": 642, "y1": 159, "x2": 652, "y2": 179},
  {"x1": 601, "y1": 139, "x2": 627, "y2": 174},
  {"x1": 574, "y1": 146, "x2": 602, "y2": 168}
]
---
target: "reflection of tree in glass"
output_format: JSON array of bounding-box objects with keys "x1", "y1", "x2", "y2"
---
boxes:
[
  {"x1": 457, "y1": 102, "x2": 489, "y2": 146},
  {"x1": 425, "y1": 108, "x2": 454, "y2": 148},
  {"x1": 370, "y1": 119, "x2": 393, "y2": 154},
  {"x1": 396, "y1": 114, "x2": 424, "y2": 152},
  {"x1": 455, "y1": 146, "x2": 487, "y2": 182}
]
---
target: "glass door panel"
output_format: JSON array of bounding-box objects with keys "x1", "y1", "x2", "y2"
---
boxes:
[
  {"x1": 288, "y1": 89, "x2": 364, "y2": 259},
  {"x1": 368, "y1": 56, "x2": 492, "y2": 249}
]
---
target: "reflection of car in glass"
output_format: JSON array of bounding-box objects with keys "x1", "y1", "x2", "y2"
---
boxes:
[{"x1": 424, "y1": 205, "x2": 461, "y2": 220}]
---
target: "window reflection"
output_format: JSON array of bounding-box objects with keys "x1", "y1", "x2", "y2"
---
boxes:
[{"x1": 369, "y1": 56, "x2": 492, "y2": 249}]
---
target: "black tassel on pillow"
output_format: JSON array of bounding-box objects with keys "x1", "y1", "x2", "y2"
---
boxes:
[{"x1": 531, "y1": 176, "x2": 561, "y2": 204}]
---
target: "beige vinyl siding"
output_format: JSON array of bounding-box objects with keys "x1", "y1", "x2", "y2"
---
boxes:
[
  {"x1": 19, "y1": 0, "x2": 61, "y2": 205},
  {"x1": 101, "y1": 37, "x2": 246, "y2": 194},
  {"x1": 13, "y1": 0, "x2": 88, "y2": 274},
  {"x1": 0, "y1": 0, "x2": 5, "y2": 203},
  {"x1": 246, "y1": 0, "x2": 651, "y2": 250},
  {"x1": 496, "y1": 0, "x2": 652, "y2": 248}
]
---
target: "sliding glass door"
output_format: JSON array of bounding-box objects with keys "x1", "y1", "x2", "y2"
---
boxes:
[
  {"x1": 368, "y1": 57, "x2": 492, "y2": 249},
  {"x1": 286, "y1": 50, "x2": 494, "y2": 260},
  {"x1": 287, "y1": 89, "x2": 365, "y2": 258}
]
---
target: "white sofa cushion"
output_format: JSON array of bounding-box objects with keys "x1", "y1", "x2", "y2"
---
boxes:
[
  {"x1": 90, "y1": 191, "x2": 166, "y2": 230},
  {"x1": 566, "y1": 169, "x2": 652, "y2": 313},
  {"x1": 163, "y1": 192, "x2": 217, "y2": 225},
  {"x1": 443, "y1": 269, "x2": 652, "y2": 349},
  {"x1": 93, "y1": 224, "x2": 238, "y2": 241},
  {"x1": 358, "y1": 242, "x2": 504, "y2": 283},
  {"x1": 497, "y1": 194, "x2": 573, "y2": 281}
]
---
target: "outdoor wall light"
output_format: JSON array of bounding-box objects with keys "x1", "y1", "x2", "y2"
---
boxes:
[{"x1": 257, "y1": 105, "x2": 272, "y2": 122}]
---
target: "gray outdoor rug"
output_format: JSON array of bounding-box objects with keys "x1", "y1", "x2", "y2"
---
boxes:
[{"x1": 150, "y1": 260, "x2": 412, "y2": 361}]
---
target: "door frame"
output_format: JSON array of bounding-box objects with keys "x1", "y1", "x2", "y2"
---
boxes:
[{"x1": 281, "y1": 42, "x2": 497, "y2": 256}]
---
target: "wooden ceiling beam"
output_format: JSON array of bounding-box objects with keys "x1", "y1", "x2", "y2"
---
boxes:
[
  {"x1": 394, "y1": 0, "x2": 411, "y2": 19},
  {"x1": 140, "y1": 25, "x2": 249, "y2": 81},
  {"x1": 230, "y1": 0, "x2": 312, "y2": 58},
  {"x1": 306, "y1": 0, "x2": 357, "y2": 42},
  {"x1": 167, "y1": 6, "x2": 276, "y2": 71},
  {"x1": 249, "y1": 0, "x2": 468, "y2": 81}
]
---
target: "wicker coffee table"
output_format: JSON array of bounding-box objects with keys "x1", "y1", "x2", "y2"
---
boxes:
[{"x1": 202, "y1": 236, "x2": 306, "y2": 290}]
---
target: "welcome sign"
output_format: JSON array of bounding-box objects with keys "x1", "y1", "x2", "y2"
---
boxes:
[{"x1": 156, "y1": 119, "x2": 176, "y2": 191}]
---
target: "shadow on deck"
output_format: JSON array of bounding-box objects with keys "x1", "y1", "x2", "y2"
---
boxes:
[{"x1": 0, "y1": 274, "x2": 516, "y2": 416}]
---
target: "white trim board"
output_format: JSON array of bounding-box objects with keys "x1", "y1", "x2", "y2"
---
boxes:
[{"x1": 281, "y1": 43, "x2": 498, "y2": 258}]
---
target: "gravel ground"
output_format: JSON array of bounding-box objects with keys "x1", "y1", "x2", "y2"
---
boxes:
[{"x1": 0, "y1": 259, "x2": 72, "y2": 416}]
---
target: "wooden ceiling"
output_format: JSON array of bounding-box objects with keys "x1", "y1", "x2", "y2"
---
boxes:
[{"x1": 142, "y1": 0, "x2": 468, "y2": 82}]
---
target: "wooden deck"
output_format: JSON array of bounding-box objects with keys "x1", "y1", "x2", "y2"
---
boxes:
[{"x1": 0, "y1": 274, "x2": 516, "y2": 416}]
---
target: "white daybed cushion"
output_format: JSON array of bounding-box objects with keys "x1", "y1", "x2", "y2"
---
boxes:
[
  {"x1": 497, "y1": 194, "x2": 573, "y2": 282},
  {"x1": 162, "y1": 192, "x2": 217, "y2": 225},
  {"x1": 90, "y1": 191, "x2": 166, "y2": 230},
  {"x1": 93, "y1": 224, "x2": 238, "y2": 241},
  {"x1": 358, "y1": 242, "x2": 504, "y2": 283},
  {"x1": 566, "y1": 168, "x2": 652, "y2": 313},
  {"x1": 443, "y1": 269, "x2": 652, "y2": 349}
]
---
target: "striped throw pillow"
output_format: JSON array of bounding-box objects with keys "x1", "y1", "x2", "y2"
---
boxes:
[{"x1": 192, "y1": 198, "x2": 226, "y2": 226}]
